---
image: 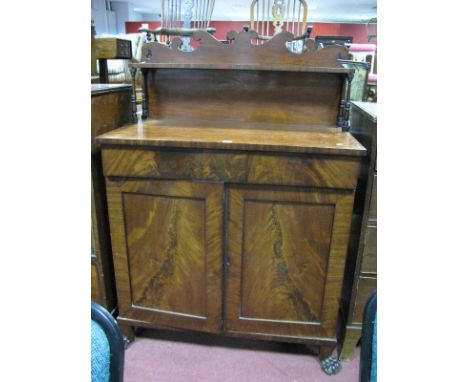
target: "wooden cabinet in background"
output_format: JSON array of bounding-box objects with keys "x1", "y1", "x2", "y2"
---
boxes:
[
  {"x1": 94, "y1": 38, "x2": 132, "y2": 84},
  {"x1": 91, "y1": 84, "x2": 132, "y2": 313},
  {"x1": 97, "y1": 30, "x2": 367, "y2": 374},
  {"x1": 339, "y1": 101, "x2": 377, "y2": 360}
]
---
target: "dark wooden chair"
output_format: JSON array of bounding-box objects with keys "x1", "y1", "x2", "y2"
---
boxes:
[
  {"x1": 91, "y1": 302, "x2": 125, "y2": 382},
  {"x1": 360, "y1": 291, "x2": 377, "y2": 382}
]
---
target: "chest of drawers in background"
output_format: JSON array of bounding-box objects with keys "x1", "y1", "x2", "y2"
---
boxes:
[
  {"x1": 340, "y1": 101, "x2": 377, "y2": 360},
  {"x1": 91, "y1": 83, "x2": 132, "y2": 313}
]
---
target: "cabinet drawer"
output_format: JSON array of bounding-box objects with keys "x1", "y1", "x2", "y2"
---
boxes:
[
  {"x1": 351, "y1": 276, "x2": 377, "y2": 325},
  {"x1": 368, "y1": 174, "x2": 377, "y2": 221},
  {"x1": 361, "y1": 226, "x2": 377, "y2": 274},
  {"x1": 102, "y1": 148, "x2": 360, "y2": 189}
]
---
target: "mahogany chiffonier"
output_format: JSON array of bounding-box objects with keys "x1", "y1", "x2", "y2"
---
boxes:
[
  {"x1": 339, "y1": 101, "x2": 377, "y2": 360},
  {"x1": 97, "y1": 30, "x2": 366, "y2": 374},
  {"x1": 91, "y1": 84, "x2": 132, "y2": 313}
]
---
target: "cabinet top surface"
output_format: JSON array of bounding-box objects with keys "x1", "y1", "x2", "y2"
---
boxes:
[
  {"x1": 96, "y1": 118, "x2": 366, "y2": 157},
  {"x1": 91, "y1": 83, "x2": 132, "y2": 95},
  {"x1": 351, "y1": 102, "x2": 377, "y2": 123}
]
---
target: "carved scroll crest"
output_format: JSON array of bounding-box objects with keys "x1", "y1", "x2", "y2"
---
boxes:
[{"x1": 137, "y1": 29, "x2": 350, "y2": 71}]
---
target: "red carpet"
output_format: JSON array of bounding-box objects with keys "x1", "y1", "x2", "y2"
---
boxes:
[{"x1": 124, "y1": 329, "x2": 360, "y2": 381}]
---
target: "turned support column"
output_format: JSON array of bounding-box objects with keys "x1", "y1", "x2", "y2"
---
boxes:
[
  {"x1": 141, "y1": 68, "x2": 148, "y2": 119},
  {"x1": 337, "y1": 72, "x2": 354, "y2": 131},
  {"x1": 129, "y1": 66, "x2": 138, "y2": 123},
  {"x1": 343, "y1": 72, "x2": 354, "y2": 131}
]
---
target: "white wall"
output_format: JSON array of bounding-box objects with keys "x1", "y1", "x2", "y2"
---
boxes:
[
  {"x1": 91, "y1": 0, "x2": 108, "y2": 35},
  {"x1": 92, "y1": 0, "x2": 138, "y2": 35},
  {"x1": 136, "y1": 12, "x2": 158, "y2": 21},
  {"x1": 92, "y1": 0, "x2": 159, "y2": 35},
  {"x1": 107, "y1": 10, "x2": 117, "y2": 35},
  {"x1": 111, "y1": 1, "x2": 132, "y2": 34},
  {"x1": 132, "y1": 12, "x2": 161, "y2": 21}
]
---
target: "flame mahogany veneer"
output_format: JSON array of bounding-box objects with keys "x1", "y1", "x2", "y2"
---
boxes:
[{"x1": 97, "y1": 30, "x2": 366, "y2": 371}]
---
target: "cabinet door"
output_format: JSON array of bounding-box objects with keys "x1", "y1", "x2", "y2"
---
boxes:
[
  {"x1": 106, "y1": 179, "x2": 223, "y2": 333},
  {"x1": 225, "y1": 186, "x2": 354, "y2": 340}
]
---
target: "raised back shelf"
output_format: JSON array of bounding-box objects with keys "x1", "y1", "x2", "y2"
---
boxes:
[{"x1": 130, "y1": 30, "x2": 354, "y2": 130}]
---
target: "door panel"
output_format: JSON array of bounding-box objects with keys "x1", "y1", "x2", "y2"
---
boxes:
[
  {"x1": 225, "y1": 186, "x2": 354, "y2": 339},
  {"x1": 241, "y1": 200, "x2": 333, "y2": 323},
  {"x1": 106, "y1": 179, "x2": 223, "y2": 333},
  {"x1": 123, "y1": 193, "x2": 206, "y2": 317}
]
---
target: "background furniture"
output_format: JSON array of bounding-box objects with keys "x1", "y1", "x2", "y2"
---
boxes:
[
  {"x1": 140, "y1": 0, "x2": 216, "y2": 50},
  {"x1": 91, "y1": 33, "x2": 146, "y2": 84},
  {"x1": 315, "y1": 36, "x2": 353, "y2": 46},
  {"x1": 367, "y1": 74, "x2": 377, "y2": 102},
  {"x1": 360, "y1": 292, "x2": 377, "y2": 382},
  {"x1": 97, "y1": 29, "x2": 366, "y2": 375},
  {"x1": 91, "y1": 83, "x2": 132, "y2": 314},
  {"x1": 91, "y1": 302, "x2": 125, "y2": 382},
  {"x1": 348, "y1": 44, "x2": 376, "y2": 74},
  {"x1": 366, "y1": 17, "x2": 377, "y2": 43},
  {"x1": 250, "y1": 0, "x2": 312, "y2": 52},
  {"x1": 92, "y1": 22, "x2": 98, "y2": 81},
  {"x1": 347, "y1": 43, "x2": 377, "y2": 102},
  {"x1": 340, "y1": 101, "x2": 377, "y2": 360},
  {"x1": 339, "y1": 60, "x2": 370, "y2": 102},
  {"x1": 94, "y1": 37, "x2": 133, "y2": 83},
  {"x1": 251, "y1": 0, "x2": 308, "y2": 37}
]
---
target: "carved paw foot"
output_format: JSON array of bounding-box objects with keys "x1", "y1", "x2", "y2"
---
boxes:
[{"x1": 321, "y1": 354, "x2": 342, "y2": 375}]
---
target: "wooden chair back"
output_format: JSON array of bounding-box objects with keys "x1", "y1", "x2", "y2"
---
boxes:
[
  {"x1": 149, "y1": 0, "x2": 216, "y2": 45},
  {"x1": 250, "y1": 0, "x2": 309, "y2": 42},
  {"x1": 339, "y1": 60, "x2": 370, "y2": 102}
]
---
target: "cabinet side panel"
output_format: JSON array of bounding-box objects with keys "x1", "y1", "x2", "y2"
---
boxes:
[{"x1": 91, "y1": 262, "x2": 101, "y2": 302}]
